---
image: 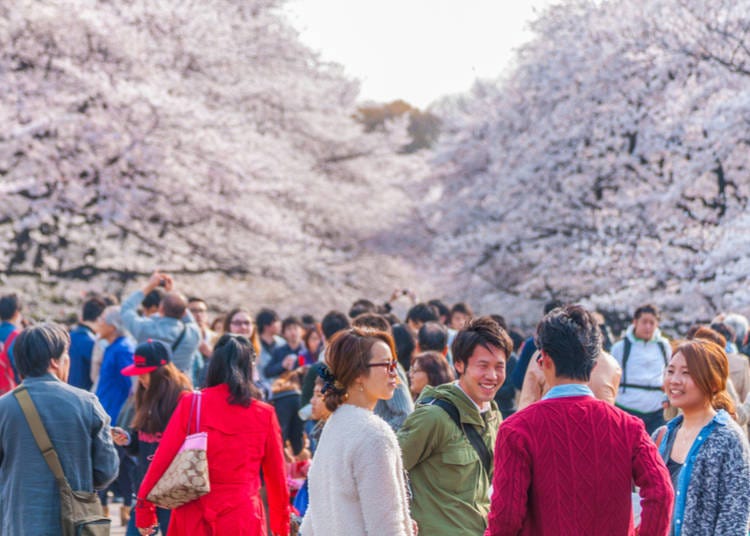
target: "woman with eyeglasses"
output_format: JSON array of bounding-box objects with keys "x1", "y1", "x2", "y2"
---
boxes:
[
  {"x1": 300, "y1": 327, "x2": 415, "y2": 536},
  {"x1": 135, "y1": 334, "x2": 289, "y2": 536}
]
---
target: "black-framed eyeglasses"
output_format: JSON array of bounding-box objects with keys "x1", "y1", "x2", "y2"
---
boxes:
[{"x1": 367, "y1": 361, "x2": 398, "y2": 374}]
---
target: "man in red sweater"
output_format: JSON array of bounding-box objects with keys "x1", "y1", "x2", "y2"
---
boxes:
[{"x1": 485, "y1": 304, "x2": 673, "y2": 536}]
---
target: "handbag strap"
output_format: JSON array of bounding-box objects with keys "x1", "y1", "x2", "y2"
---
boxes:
[
  {"x1": 187, "y1": 390, "x2": 202, "y2": 435},
  {"x1": 13, "y1": 386, "x2": 69, "y2": 488}
]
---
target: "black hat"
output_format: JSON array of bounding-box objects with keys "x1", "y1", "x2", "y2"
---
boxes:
[{"x1": 121, "y1": 340, "x2": 172, "y2": 376}]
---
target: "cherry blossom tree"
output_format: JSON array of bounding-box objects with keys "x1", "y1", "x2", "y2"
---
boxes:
[
  {"x1": 0, "y1": 0, "x2": 429, "y2": 317},
  {"x1": 426, "y1": 0, "x2": 750, "y2": 328}
]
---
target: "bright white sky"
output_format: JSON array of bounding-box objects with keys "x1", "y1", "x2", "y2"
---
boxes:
[{"x1": 284, "y1": 0, "x2": 554, "y2": 108}]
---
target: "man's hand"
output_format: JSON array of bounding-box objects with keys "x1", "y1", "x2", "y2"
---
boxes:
[
  {"x1": 282, "y1": 355, "x2": 298, "y2": 371},
  {"x1": 143, "y1": 271, "x2": 174, "y2": 294}
]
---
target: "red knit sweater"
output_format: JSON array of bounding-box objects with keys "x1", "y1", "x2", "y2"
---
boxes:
[{"x1": 485, "y1": 395, "x2": 673, "y2": 536}]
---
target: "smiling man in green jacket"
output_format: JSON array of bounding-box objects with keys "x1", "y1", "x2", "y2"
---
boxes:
[{"x1": 398, "y1": 316, "x2": 512, "y2": 535}]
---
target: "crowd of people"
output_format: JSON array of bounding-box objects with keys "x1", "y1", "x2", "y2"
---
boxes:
[{"x1": 1, "y1": 270, "x2": 750, "y2": 535}]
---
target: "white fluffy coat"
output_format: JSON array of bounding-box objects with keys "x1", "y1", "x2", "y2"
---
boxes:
[{"x1": 300, "y1": 404, "x2": 414, "y2": 536}]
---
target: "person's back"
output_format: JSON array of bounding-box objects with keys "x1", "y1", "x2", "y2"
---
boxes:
[
  {"x1": 486, "y1": 305, "x2": 672, "y2": 536},
  {"x1": 120, "y1": 272, "x2": 201, "y2": 376},
  {"x1": 68, "y1": 324, "x2": 97, "y2": 390},
  {"x1": 135, "y1": 334, "x2": 290, "y2": 536},
  {"x1": 491, "y1": 396, "x2": 669, "y2": 535},
  {"x1": 0, "y1": 324, "x2": 118, "y2": 535}
]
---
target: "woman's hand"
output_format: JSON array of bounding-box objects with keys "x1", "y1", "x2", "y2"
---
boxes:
[
  {"x1": 138, "y1": 526, "x2": 158, "y2": 535},
  {"x1": 111, "y1": 427, "x2": 130, "y2": 446}
]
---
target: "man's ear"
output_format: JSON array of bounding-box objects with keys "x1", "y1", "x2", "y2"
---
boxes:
[{"x1": 454, "y1": 360, "x2": 464, "y2": 376}]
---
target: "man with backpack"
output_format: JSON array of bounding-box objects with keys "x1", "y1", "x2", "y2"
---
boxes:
[
  {"x1": 398, "y1": 317, "x2": 513, "y2": 535},
  {"x1": 611, "y1": 303, "x2": 671, "y2": 434}
]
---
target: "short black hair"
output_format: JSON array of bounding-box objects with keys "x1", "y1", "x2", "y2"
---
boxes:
[
  {"x1": 710, "y1": 322, "x2": 736, "y2": 346},
  {"x1": 352, "y1": 313, "x2": 391, "y2": 334},
  {"x1": 14, "y1": 323, "x2": 70, "y2": 378},
  {"x1": 321, "y1": 310, "x2": 351, "y2": 340},
  {"x1": 392, "y1": 323, "x2": 416, "y2": 371},
  {"x1": 418, "y1": 322, "x2": 448, "y2": 352},
  {"x1": 406, "y1": 303, "x2": 439, "y2": 325},
  {"x1": 450, "y1": 302, "x2": 474, "y2": 318},
  {"x1": 535, "y1": 304, "x2": 602, "y2": 381},
  {"x1": 349, "y1": 299, "x2": 377, "y2": 319},
  {"x1": 489, "y1": 314, "x2": 508, "y2": 332},
  {"x1": 452, "y1": 316, "x2": 513, "y2": 369},
  {"x1": 544, "y1": 300, "x2": 564, "y2": 315},
  {"x1": 282, "y1": 316, "x2": 303, "y2": 332},
  {"x1": 427, "y1": 299, "x2": 451, "y2": 322},
  {"x1": 141, "y1": 288, "x2": 164, "y2": 310},
  {"x1": 0, "y1": 294, "x2": 21, "y2": 321},
  {"x1": 634, "y1": 303, "x2": 660, "y2": 321},
  {"x1": 256, "y1": 308, "x2": 280, "y2": 334},
  {"x1": 81, "y1": 296, "x2": 107, "y2": 322}
]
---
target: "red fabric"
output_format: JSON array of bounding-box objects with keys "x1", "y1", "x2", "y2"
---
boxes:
[
  {"x1": 485, "y1": 396, "x2": 673, "y2": 536},
  {"x1": 0, "y1": 329, "x2": 18, "y2": 394},
  {"x1": 136, "y1": 385, "x2": 290, "y2": 535}
]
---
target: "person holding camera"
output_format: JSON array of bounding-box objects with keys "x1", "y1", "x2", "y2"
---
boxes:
[{"x1": 121, "y1": 271, "x2": 201, "y2": 380}]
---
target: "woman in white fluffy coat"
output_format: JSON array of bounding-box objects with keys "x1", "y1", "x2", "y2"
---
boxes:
[{"x1": 300, "y1": 327, "x2": 415, "y2": 536}]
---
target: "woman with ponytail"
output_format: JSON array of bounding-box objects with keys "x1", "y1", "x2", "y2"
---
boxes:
[
  {"x1": 300, "y1": 327, "x2": 414, "y2": 536},
  {"x1": 658, "y1": 338, "x2": 750, "y2": 535},
  {"x1": 135, "y1": 334, "x2": 289, "y2": 535}
]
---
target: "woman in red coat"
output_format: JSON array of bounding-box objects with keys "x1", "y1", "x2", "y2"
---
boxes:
[{"x1": 135, "y1": 334, "x2": 290, "y2": 536}]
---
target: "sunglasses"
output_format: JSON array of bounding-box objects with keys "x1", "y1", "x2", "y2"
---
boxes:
[{"x1": 366, "y1": 360, "x2": 398, "y2": 374}]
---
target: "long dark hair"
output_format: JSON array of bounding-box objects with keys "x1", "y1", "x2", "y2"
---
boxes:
[
  {"x1": 206, "y1": 334, "x2": 261, "y2": 407},
  {"x1": 131, "y1": 363, "x2": 192, "y2": 434}
]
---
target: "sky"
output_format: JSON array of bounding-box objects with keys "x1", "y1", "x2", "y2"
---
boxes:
[{"x1": 284, "y1": 0, "x2": 554, "y2": 108}]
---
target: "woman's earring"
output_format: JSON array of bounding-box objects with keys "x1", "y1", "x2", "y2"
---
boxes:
[{"x1": 359, "y1": 384, "x2": 364, "y2": 393}]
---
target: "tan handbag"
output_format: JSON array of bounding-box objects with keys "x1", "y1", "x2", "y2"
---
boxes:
[
  {"x1": 147, "y1": 391, "x2": 210, "y2": 509},
  {"x1": 14, "y1": 386, "x2": 111, "y2": 536}
]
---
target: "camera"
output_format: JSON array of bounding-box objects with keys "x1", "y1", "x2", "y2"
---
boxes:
[{"x1": 158, "y1": 278, "x2": 167, "y2": 287}]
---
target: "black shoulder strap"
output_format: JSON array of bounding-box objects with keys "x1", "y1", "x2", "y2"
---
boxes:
[
  {"x1": 621, "y1": 338, "x2": 632, "y2": 392},
  {"x1": 657, "y1": 341, "x2": 668, "y2": 366},
  {"x1": 422, "y1": 397, "x2": 493, "y2": 477},
  {"x1": 172, "y1": 321, "x2": 187, "y2": 352}
]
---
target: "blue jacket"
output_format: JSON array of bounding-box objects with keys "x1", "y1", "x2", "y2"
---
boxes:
[
  {"x1": 68, "y1": 324, "x2": 96, "y2": 391},
  {"x1": 95, "y1": 336, "x2": 135, "y2": 423},
  {"x1": 659, "y1": 410, "x2": 750, "y2": 535},
  {"x1": 0, "y1": 374, "x2": 118, "y2": 535}
]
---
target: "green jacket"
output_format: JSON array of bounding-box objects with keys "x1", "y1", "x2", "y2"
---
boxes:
[{"x1": 397, "y1": 383, "x2": 501, "y2": 536}]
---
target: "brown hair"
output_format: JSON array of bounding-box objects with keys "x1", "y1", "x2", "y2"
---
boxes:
[
  {"x1": 322, "y1": 327, "x2": 397, "y2": 412},
  {"x1": 689, "y1": 326, "x2": 726, "y2": 348},
  {"x1": 412, "y1": 351, "x2": 454, "y2": 387},
  {"x1": 674, "y1": 339, "x2": 735, "y2": 418},
  {"x1": 132, "y1": 363, "x2": 192, "y2": 434}
]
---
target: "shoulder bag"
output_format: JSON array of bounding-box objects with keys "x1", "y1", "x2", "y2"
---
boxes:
[{"x1": 146, "y1": 390, "x2": 210, "y2": 509}]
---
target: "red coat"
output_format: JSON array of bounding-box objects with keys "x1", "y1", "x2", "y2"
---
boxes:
[
  {"x1": 136, "y1": 385, "x2": 290, "y2": 535},
  {"x1": 485, "y1": 395, "x2": 673, "y2": 536}
]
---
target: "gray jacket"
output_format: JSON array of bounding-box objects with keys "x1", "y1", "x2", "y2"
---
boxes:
[
  {"x1": 0, "y1": 374, "x2": 119, "y2": 535},
  {"x1": 121, "y1": 290, "x2": 201, "y2": 375}
]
